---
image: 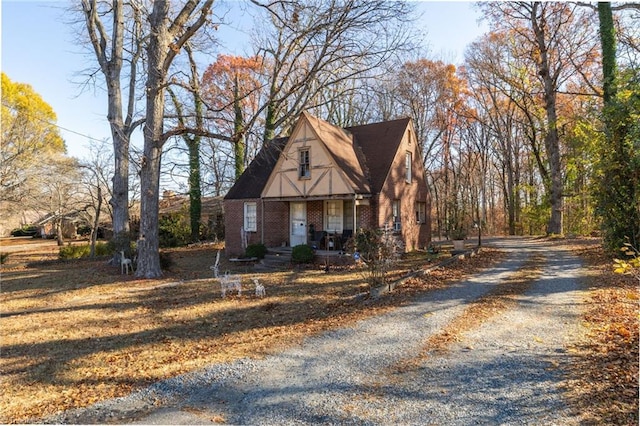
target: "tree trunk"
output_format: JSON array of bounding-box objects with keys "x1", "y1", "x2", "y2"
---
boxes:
[
  {"x1": 531, "y1": 2, "x2": 563, "y2": 235},
  {"x1": 188, "y1": 136, "x2": 202, "y2": 243},
  {"x1": 137, "y1": 144, "x2": 163, "y2": 278},
  {"x1": 136, "y1": 0, "x2": 170, "y2": 278},
  {"x1": 56, "y1": 218, "x2": 64, "y2": 246},
  {"x1": 110, "y1": 130, "x2": 130, "y2": 255},
  {"x1": 233, "y1": 73, "x2": 246, "y2": 179},
  {"x1": 598, "y1": 2, "x2": 617, "y2": 105},
  {"x1": 90, "y1": 185, "x2": 102, "y2": 257}
]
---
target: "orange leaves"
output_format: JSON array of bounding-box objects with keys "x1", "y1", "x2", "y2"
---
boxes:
[
  {"x1": 201, "y1": 54, "x2": 264, "y2": 124},
  {"x1": 566, "y1": 241, "x2": 639, "y2": 424}
]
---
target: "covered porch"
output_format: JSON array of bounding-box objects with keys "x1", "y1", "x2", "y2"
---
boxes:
[{"x1": 265, "y1": 195, "x2": 371, "y2": 252}]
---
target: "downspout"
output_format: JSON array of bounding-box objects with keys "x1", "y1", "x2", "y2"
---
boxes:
[
  {"x1": 353, "y1": 194, "x2": 357, "y2": 231},
  {"x1": 261, "y1": 198, "x2": 265, "y2": 244}
]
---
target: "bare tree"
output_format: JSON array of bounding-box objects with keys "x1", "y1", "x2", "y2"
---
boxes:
[
  {"x1": 249, "y1": 0, "x2": 416, "y2": 142},
  {"x1": 79, "y1": 139, "x2": 113, "y2": 256},
  {"x1": 136, "y1": 0, "x2": 214, "y2": 278},
  {"x1": 79, "y1": 0, "x2": 146, "y2": 258},
  {"x1": 29, "y1": 156, "x2": 84, "y2": 246}
]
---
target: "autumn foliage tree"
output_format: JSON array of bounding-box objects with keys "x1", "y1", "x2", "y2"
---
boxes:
[
  {"x1": 201, "y1": 54, "x2": 263, "y2": 179},
  {"x1": 0, "y1": 73, "x2": 66, "y2": 217},
  {"x1": 479, "y1": 2, "x2": 601, "y2": 235}
]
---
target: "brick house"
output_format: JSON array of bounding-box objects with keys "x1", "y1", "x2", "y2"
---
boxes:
[{"x1": 223, "y1": 112, "x2": 430, "y2": 257}]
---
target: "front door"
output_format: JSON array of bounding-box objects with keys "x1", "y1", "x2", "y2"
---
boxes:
[{"x1": 290, "y1": 202, "x2": 307, "y2": 247}]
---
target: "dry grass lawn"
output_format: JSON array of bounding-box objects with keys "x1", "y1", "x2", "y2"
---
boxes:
[
  {"x1": 1, "y1": 237, "x2": 496, "y2": 423},
  {"x1": 2, "y1": 237, "x2": 636, "y2": 424}
]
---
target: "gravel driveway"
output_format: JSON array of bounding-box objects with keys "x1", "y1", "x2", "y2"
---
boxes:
[{"x1": 47, "y1": 237, "x2": 587, "y2": 425}]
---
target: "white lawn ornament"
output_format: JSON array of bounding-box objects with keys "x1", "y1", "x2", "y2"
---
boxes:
[
  {"x1": 253, "y1": 278, "x2": 265, "y2": 297},
  {"x1": 210, "y1": 250, "x2": 221, "y2": 278},
  {"x1": 220, "y1": 272, "x2": 242, "y2": 298},
  {"x1": 120, "y1": 250, "x2": 133, "y2": 275},
  {"x1": 241, "y1": 226, "x2": 248, "y2": 250}
]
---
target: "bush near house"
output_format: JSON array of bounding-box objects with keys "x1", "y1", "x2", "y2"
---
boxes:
[
  {"x1": 245, "y1": 243, "x2": 268, "y2": 259},
  {"x1": 292, "y1": 244, "x2": 314, "y2": 264}
]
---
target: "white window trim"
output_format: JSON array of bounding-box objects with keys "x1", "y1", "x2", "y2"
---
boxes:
[
  {"x1": 299, "y1": 148, "x2": 311, "y2": 179},
  {"x1": 393, "y1": 200, "x2": 401, "y2": 231},
  {"x1": 324, "y1": 200, "x2": 343, "y2": 233},
  {"x1": 244, "y1": 202, "x2": 257, "y2": 232},
  {"x1": 405, "y1": 151, "x2": 412, "y2": 183}
]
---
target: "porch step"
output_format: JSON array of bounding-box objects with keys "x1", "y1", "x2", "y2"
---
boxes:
[{"x1": 254, "y1": 250, "x2": 291, "y2": 271}]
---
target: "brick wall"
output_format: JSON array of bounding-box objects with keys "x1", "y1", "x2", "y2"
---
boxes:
[
  {"x1": 223, "y1": 199, "x2": 246, "y2": 257},
  {"x1": 372, "y1": 131, "x2": 431, "y2": 251},
  {"x1": 307, "y1": 200, "x2": 323, "y2": 239},
  {"x1": 262, "y1": 201, "x2": 289, "y2": 248}
]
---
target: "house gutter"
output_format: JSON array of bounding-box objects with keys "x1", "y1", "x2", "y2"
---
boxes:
[{"x1": 261, "y1": 198, "x2": 265, "y2": 244}]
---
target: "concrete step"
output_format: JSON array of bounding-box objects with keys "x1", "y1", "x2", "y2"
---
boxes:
[{"x1": 254, "y1": 251, "x2": 291, "y2": 271}]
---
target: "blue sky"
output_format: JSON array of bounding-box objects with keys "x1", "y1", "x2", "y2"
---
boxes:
[{"x1": 1, "y1": 1, "x2": 487, "y2": 161}]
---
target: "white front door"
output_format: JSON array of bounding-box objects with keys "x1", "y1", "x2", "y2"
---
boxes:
[{"x1": 290, "y1": 202, "x2": 307, "y2": 247}]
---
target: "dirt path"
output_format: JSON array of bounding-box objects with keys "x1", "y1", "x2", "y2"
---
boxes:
[{"x1": 44, "y1": 238, "x2": 588, "y2": 425}]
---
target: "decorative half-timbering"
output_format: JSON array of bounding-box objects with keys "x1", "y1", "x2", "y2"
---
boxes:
[{"x1": 223, "y1": 112, "x2": 430, "y2": 257}]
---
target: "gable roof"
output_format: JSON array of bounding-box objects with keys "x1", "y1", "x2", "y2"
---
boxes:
[
  {"x1": 224, "y1": 137, "x2": 288, "y2": 200},
  {"x1": 348, "y1": 117, "x2": 411, "y2": 194},
  {"x1": 224, "y1": 114, "x2": 413, "y2": 200},
  {"x1": 302, "y1": 112, "x2": 370, "y2": 193}
]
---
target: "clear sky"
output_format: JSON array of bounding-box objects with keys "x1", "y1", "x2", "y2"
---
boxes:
[{"x1": 1, "y1": 0, "x2": 487, "y2": 161}]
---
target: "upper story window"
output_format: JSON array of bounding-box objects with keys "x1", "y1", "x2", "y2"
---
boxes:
[
  {"x1": 405, "y1": 151, "x2": 412, "y2": 183},
  {"x1": 299, "y1": 148, "x2": 310, "y2": 179}
]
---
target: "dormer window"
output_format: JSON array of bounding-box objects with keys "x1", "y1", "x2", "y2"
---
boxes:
[{"x1": 299, "y1": 148, "x2": 310, "y2": 179}]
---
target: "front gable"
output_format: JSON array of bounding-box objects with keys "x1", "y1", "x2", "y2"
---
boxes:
[
  {"x1": 261, "y1": 113, "x2": 368, "y2": 199},
  {"x1": 383, "y1": 123, "x2": 428, "y2": 198}
]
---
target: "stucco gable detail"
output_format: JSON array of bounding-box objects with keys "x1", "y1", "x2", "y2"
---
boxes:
[{"x1": 261, "y1": 113, "x2": 365, "y2": 199}]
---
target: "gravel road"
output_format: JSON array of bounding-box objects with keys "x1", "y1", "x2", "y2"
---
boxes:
[{"x1": 46, "y1": 237, "x2": 587, "y2": 425}]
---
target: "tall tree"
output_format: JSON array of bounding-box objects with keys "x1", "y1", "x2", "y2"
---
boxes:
[
  {"x1": 31, "y1": 156, "x2": 84, "y2": 246},
  {"x1": 251, "y1": 0, "x2": 415, "y2": 142},
  {"x1": 595, "y1": 2, "x2": 640, "y2": 252},
  {"x1": 201, "y1": 54, "x2": 263, "y2": 179},
  {"x1": 480, "y1": 2, "x2": 600, "y2": 235},
  {"x1": 79, "y1": 139, "x2": 113, "y2": 257},
  {"x1": 136, "y1": 0, "x2": 214, "y2": 278},
  {"x1": 168, "y1": 44, "x2": 206, "y2": 243},
  {"x1": 80, "y1": 0, "x2": 145, "y2": 258}
]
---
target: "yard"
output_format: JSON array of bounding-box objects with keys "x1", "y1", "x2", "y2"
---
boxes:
[
  {"x1": 0, "y1": 237, "x2": 489, "y2": 423},
  {"x1": 1, "y1": 237, "x2": 636, "y2": 424}
]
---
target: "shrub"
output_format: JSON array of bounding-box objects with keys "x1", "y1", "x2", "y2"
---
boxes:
[
  {"x1": 292, "y1": 244, "x2": 314, "y2": 264},
  {"x1": 245, "y1": 243, "x2": 268, "y2": 259},
  {"x1": 59, "y1": 242, "x2": 112, "y2": 259},
  {"x1": 159, "y1": 251, "x2": 174, "y2": 271},
  {"x1": 158, "y1": 213, "x2": 190, "y2": 248},
  {"x1": 350, "y1": 227, "x2": 401, "y2": 287},
  {"x1": 59, "y1": 244, "x2": 89, "y2": 259},
  {"x1": 0, "y1": 252, "x2": 8, "y2": 264}
]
